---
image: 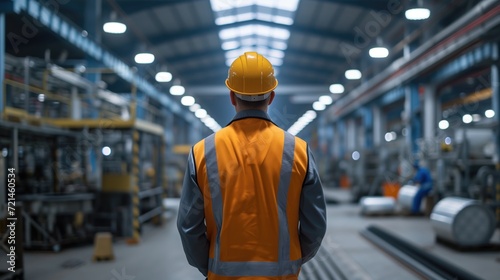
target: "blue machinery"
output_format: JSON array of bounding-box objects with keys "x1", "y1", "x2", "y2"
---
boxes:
[{"x1": 317, "y1": 1, "x2": 500, "y2": 206}]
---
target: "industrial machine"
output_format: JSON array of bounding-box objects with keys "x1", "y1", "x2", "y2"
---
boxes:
[{"x1": 1, "y1": 54, "x2": 168, "y2": 249}]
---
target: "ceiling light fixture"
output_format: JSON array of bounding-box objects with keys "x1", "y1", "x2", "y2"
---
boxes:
[
  {"x1": 195, "y1": 109, "x2": 207, "y2": 119},
  {"x1": 405, "y1": 0, "x2": 431, "y2": 21},
  {"x1": 329, "y1": 84, "x2": 344, "y2": 94},
  {"x1": 485, "y1": 109, "x2": 495, "y2": 118},
  {"x1": 103, "y1": 22, "x2": 127, "y2": 34},
  {"x1": 369, "y1": 47, "x2": 389, "y2": 58},
  {"x1": 189, "y1": 104, "x2": 201, "y2": 112},
  {"x1": 181, "y1": 96, "x2": 195, "y2": 106},
  {"x1": 345, "y1": 69, "x2": 362, "y2": 80},
  {"x1": 312, "y1": 101, "x2": 326, "y2": 111},
  {"x1": 170, "y1": 85, "x2": 185, "y2": 96},
  {"x1": 405, "y1": 8, "x2": 430, "y2": 20},
  {"x1": 438, "y1": 120, "x2": 449, "y2": 130},
  {"x1": 103, "y1": 12, "x2": 127, "y2": 34},
  {"x1": 134, "y1": 53, "x2": 155, "y2": 64},
  {"x1": 462, "y1": 114, "x2": 473, "y2": 124},
  {"x1": 155, "y1": 71, "x2": 172, "y2": 83},
  {"x1": 319, "y1": 95, "x2": 333, "y2": 105}
]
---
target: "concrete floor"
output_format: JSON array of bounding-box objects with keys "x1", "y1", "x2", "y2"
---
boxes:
[{"x1": 19, "y1": 193, "x2": 500, "y2": 280}]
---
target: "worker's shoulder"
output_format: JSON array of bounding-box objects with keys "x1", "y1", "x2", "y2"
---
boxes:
[{"x1": 288, "y1": 132, "x2": 308, "y2": 147}]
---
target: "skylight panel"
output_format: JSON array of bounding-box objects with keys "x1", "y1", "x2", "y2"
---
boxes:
[
  {"x1": 253, "y1": 0, "x2": 300, "y2": 11},
  {"x1": 271, "y1": 41, "x2": 288, "y2": 50},
  {"x1": 273, "y1": 16, "x2": 294, "y2": 25},
  {"x1": 221, "y1": 41, "x2": 240, "y2": 50},
  {"x1": 277, "y1": 0, "x2": 300, "y2": 12},
  {"x1": 219, "y1": 28, "x2": 237, "y2": 40},
  {"x1": 241, "y1": 37, "x2": 257, "y2": 46},
  {"x1": 212, "y1": 0, "x2": 300, "y2": 70},
  {"x1": 215, "y1": 15, "x2": 236, "y2": 25},
  {"x1": 237, "y1": 12, "x2": 255, "y2": 22},
  {"x1": 256, "y1": 47, "x2": 269, "y2": 56},
  {"x1": 268, "y1": 49, "x2": 285, "y2": 59},
  {"x1": 220, "y1": 25, "x2": 290, "y2": 41},
  {"x1": 255, "y1": 25, "x2": 271, "y2": 35},
  {"x1": 212, "y1": 0, "x2": 299, "y2": 12},
  {"x1": 272, "y1": 28, "x2": 290, "y2": 40},
  {"x1": 256, "y1": 12, "x2": 273, "y2": 22},
  {"x1": 210, "y1": 0, "x2": 252, "y2": 12},
  {"x1": 267, "y1": 57, "x2": 283, "y2": 66}
]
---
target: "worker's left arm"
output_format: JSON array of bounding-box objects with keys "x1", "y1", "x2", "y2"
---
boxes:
[
  {"x1": 177, "y1": 150, "x2": 209, "y2": 277},
  {"x1": 298, "y1": 147, "x2": 327, "y2": 264}
]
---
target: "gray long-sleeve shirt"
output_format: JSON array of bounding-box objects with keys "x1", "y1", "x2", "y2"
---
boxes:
[{"x1": 177, "y1": 111, "x2": 327, "y2": 276}]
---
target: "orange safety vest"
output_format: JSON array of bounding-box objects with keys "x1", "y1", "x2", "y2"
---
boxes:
[{"x1": 192, "y1": 117, "x2": 309, "y2": 279}]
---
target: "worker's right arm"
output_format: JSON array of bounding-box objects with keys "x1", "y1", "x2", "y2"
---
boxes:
[
  {"x1": 177, "y1": 150, "x2": 209, "y2": 276},
  {"x1": 299, "y1": 148, "x2": 327, "y2": 264}
]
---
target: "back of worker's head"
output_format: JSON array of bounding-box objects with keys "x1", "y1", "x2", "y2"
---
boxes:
[{"x1": 226, "y1": 52, "x2": 278, "y2": 109}]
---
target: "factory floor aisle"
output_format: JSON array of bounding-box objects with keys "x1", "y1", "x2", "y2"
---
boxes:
[
  {"x1": 24, "y1": 199, "x2": 201, "y2": 280},
  {"x1": 23, "y1": 194, "x2": 500, "y2": 280}
]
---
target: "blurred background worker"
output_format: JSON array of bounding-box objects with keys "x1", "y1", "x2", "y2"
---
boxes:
[
  {"x1": 411, "y1": 161, "x2": 433, "y2": 214},
  {"x1": 177, "y1": 52, "x2": 327, "y2": 280}
]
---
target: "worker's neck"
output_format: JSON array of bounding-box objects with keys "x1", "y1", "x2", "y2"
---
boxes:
[{"x1": 235, "y1": 106, "x2": 268, "y2": 113}]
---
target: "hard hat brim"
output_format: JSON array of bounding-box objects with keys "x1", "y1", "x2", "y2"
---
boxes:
[{"x1": 225, "y1": 79, "x2": 278, "y2": 96}]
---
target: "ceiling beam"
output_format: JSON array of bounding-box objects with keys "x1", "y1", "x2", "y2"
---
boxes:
[
  {"x1": 144, "y1": 19, "x2": 353, "y2": 48},
  {"x1": 308, "y1": 0, "x2": 399, "y2": 11},
  {"x1": 177, "y1": 61, "x2": 334, "y2": 78},
  {"x1": 165, "y1": 48, "x2": 347, "y2": 67},
  {"x1": 183, "y1": 67, "x2": 331, "y2": 85},
  {"x1": 284, "y1": 50, "x2": 346, "y2": 64},
  {"x1": 116, "y1": 0, "x2": 204, "y2": 15},
  {"x1": 166, "y1": 49, "x2": 223, "y2": 65}
]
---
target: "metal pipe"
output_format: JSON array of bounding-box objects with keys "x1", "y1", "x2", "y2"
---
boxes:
[
  {"x1": 491, "y1": 43, "x2": 500, "y2": 223},
  {"x1": 362, "y1": 225, "x2": 482, "y2": 280},
  {"x1": 24, "y1": 57, "x2": 30, "y2": 114},
  {"x1": 360, "y1": 229, "x2": 445, "y2": 280},
  {"x1": 12, "y1": 127, "x2": 18, "y2": 171},
  {"x1": 0, "y1": 13, "x2": 5, "y2": 116},
  {"x1": 452, "y1": 167, "x2": 462, "y2": 196}
]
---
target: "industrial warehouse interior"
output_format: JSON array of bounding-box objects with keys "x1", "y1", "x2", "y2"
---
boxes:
[{"x1": 1, "y1": 0, "x2": 500, "y2": 279}]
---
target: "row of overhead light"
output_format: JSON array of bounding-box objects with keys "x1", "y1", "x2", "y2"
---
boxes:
[
  {"x1": 380, "y1": 110, "x2": 495, "y2": 145},
  {"x1": 438, "y1": 110, "x2": 496, "y2": 129},
  {"x1": 288, "y1": 110, "x2": 317, "y2": 136},
  {"x1": 326, "y1": 5, "x2": 432, "y2": 94},
  {"x1": 102, "y1": 16, "x2": 220, "y2": 132},
  {"x1": 288, "y1": 94, "x2": 333, "y2": 135}
]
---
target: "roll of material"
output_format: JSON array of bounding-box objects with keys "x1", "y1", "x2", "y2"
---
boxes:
[
  {"x1": 359, "y1": 196, "x2": 396, "y2": 215},
  {"x1": 397, "y1": 185, "x2": 419, "y2": 210},
  {"x1": 430, "y1": 197, "x2": 496, "y2": 247}
]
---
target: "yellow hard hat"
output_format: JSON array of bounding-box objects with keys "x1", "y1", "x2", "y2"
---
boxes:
[{"x1": 225, "y1": 52, "x2": 278, "y2": 101}]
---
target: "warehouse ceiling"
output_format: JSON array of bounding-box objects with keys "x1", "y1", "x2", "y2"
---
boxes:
[{"x1": 4, "y1": 0, "x2": 482, "y2": 134}]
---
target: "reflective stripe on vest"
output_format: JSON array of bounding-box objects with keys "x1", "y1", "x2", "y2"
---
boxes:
[{"x1": 204, "y1": 131, "x2": 300, "y2": 277}]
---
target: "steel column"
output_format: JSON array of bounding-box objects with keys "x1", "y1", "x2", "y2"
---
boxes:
[
  {"x1": 12, "y1": 127, "x2": 18, "y2": 170},
  {"x1": 405, "y1": 84, "x2": 421, "y2": 155},
  {"x1": 372, "y1": 105, "x2": 383, "y2": 147},
  {"x1": 338, "y1": 121, "x2": 346, "y2": 158},
  {"x1": 491, "y1": 43, "x2": 499, "y2": 223},
  {"x1": 84, "y1": 0, "x2": 101, "y2": 118},
  {"x1": 423, "y1": 85, "x2": 436, "y2": 143},
  {"x1": 0, "y1": 13, "x2": 4, "y2": 115},
  {"x1": 346, "y1": 119, "x2": 356, "y2": 152},
  {"x1": 363, "y1": 107, "x2": 373, "y2": 149}
]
